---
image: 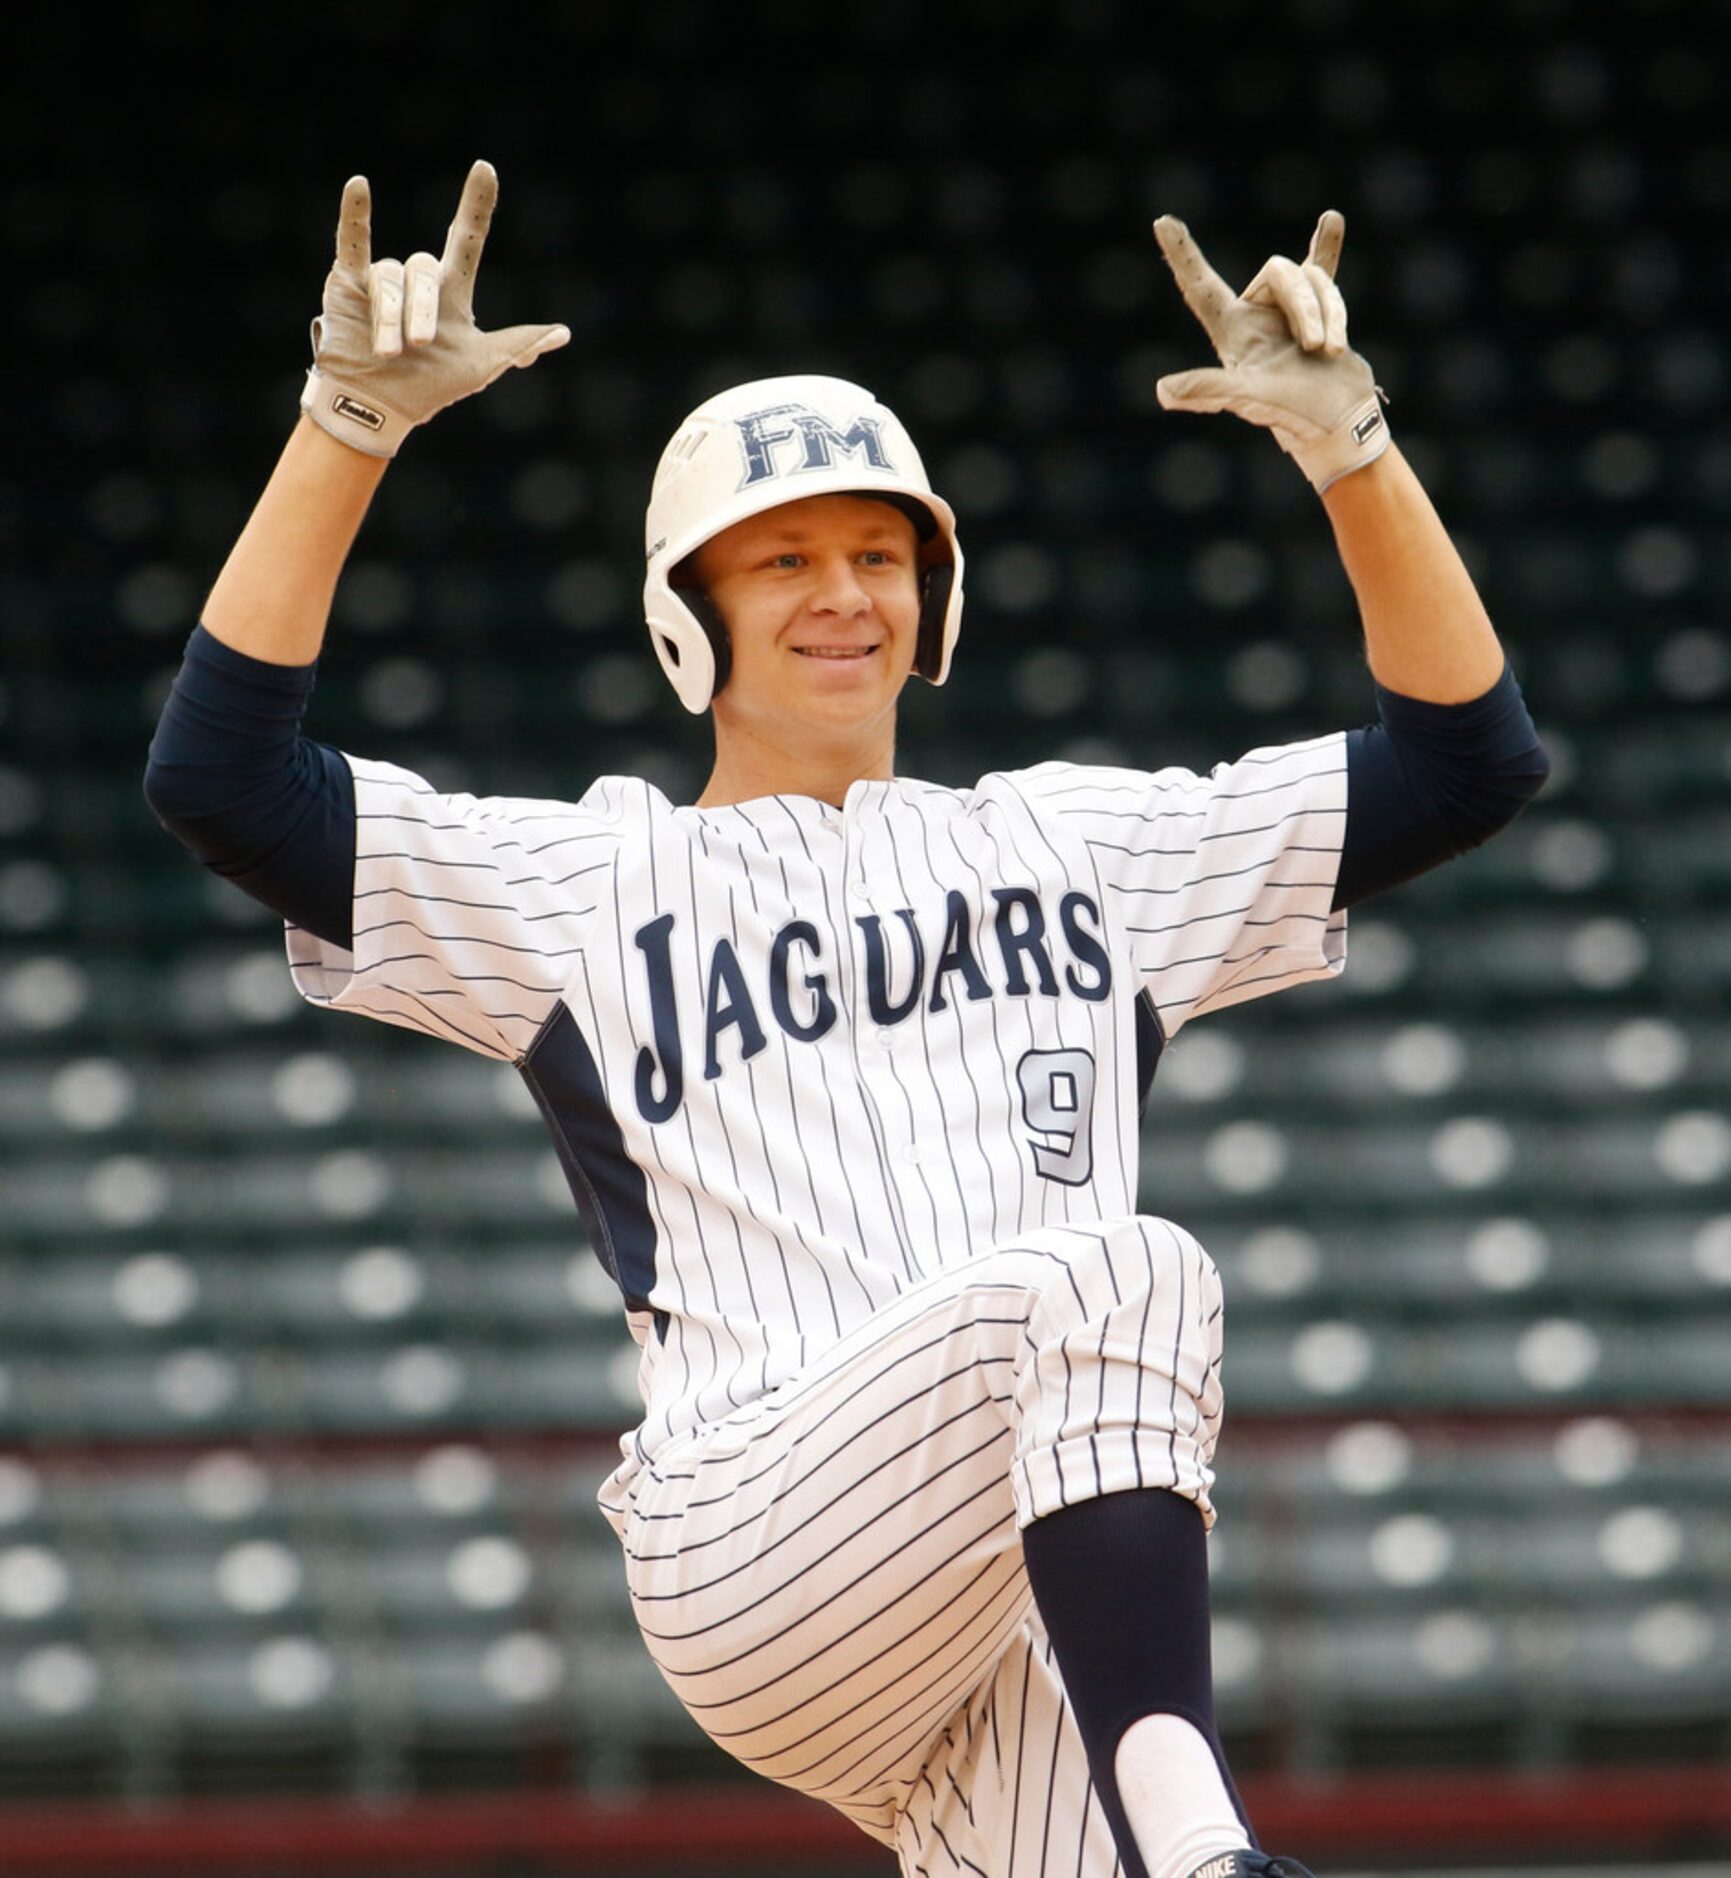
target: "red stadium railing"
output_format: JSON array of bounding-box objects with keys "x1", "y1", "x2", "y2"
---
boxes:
[{"x1": 0, "y1": 1768, "x2": 1728, "y2": 1872}]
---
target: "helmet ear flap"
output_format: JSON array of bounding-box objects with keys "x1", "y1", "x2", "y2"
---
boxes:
[
  {"x1": 914, "y1": 563, "x2": 954, "y2": 684},
  {"x1": 683, "y1": 590, "x2": 732, "y2": 700}
]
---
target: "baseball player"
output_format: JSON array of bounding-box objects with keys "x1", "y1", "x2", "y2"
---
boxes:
[{"x1": 146, "y1": 162, "x2": 1547, "y2": 1878}]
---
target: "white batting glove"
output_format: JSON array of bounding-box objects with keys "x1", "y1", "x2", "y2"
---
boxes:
[
  {"x1": 300, "y1": 159, "x2": 570, "y2": 459},
  {"x1": 1153, "y1": 210, "x2": 1389, "y2": 493}
]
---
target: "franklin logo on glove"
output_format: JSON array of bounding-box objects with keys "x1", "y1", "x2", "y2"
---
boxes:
[{"x1": 329, "y1": 395, "x2": 385, "y2": 432}]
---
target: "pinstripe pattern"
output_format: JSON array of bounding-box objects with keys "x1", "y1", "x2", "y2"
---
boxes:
[
  {"x1": 897, "y1": 1625, "x2": 1124, "y2": 1878},
  {"x1": 1010, "y1": 735, "x2": 1348, "y2": 1034},
  {"x1": 624, "y1": 1218, "x2": 1217, "y2": 1868},
  {"x1": 285, "y1": 736, "x2": 1345, "y2": 1875}
]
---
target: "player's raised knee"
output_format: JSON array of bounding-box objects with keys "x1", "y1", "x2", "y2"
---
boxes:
[{"x1": 1071, "y1": 1214, "x2": 1220, "y2": 1312}]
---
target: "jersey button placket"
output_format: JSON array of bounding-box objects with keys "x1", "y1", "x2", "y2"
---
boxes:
[{"x1": 840, "y1": 815, "x2": 918, "y2": 1207}]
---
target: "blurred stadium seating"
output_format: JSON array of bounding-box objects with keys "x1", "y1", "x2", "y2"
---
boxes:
[{"x1": 4, "y1": 0, "x2": 1730, "y2": 1867}]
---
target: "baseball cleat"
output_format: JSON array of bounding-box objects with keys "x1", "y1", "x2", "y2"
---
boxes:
[{"x1": 1184, "y1": 1856, "x2": 1319, "y2": 1878}]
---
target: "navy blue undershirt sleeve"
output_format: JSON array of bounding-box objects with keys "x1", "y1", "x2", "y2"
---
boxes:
[
  {"x1": 144, "y1": 625, "x2": 357, "y2": 952},
  {"x1": 1335, "y1": 661, "x2": 1550, "y2": 911}
]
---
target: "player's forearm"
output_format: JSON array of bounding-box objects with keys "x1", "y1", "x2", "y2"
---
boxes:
[
  {"x1": 1320, "y1": 442, "x2": 1505, "y2": 704},
  {"x1": 201, "y1": 416, "x2": 389, "y2": 666}
]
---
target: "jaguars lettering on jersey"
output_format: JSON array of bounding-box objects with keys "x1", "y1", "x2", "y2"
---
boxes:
[{"x1": 286, "y1": 740, "x2": 1347, "y2": 1525}]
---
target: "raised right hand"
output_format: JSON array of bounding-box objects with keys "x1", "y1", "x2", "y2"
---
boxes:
[{"x1": 300, "y1": 159, "x2": 570, "y2": 459}]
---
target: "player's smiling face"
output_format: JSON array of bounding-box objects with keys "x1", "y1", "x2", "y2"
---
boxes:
[{"x1": 691, "y1": 492, "x2": 923, "y2": 746}]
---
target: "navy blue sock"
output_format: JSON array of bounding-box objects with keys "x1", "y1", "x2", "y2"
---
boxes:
[{"x1": 1021, "y1": 1488, "x2": 1253, "y2": 1878}]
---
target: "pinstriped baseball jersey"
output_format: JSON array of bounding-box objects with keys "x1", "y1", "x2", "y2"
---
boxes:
[{"x1": 287, "y1": 732, "x2": 1347, "y2": 1517}]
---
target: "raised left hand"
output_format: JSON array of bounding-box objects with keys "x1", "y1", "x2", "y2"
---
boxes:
[{"x1": 1152, "y1": 210, "x2": 1389, "y2": 492}]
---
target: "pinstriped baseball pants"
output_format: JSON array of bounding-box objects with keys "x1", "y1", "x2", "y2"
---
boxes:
[{"x1": 621, "y1": 1215, "x2": 1227, "y2": 1877}]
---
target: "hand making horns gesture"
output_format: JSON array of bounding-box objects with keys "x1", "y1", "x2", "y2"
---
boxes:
[
  {"x1": 1153, "y1": 209, "x2": 1390, "y2": 492},
  {"x1": 300, "y1": 159, "x2": 570, "y2": 459}
]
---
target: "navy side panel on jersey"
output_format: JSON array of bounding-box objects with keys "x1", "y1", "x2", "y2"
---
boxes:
[
  {"x1": 520, "y1": 1000, "x2": 662, "y2": 1322},
  {"x1": 1134, "y1": 988, "x2": 1165, "y2": 1114}
]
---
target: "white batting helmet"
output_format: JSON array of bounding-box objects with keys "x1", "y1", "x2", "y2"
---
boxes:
[{"x1": 643, "y1": 374, "x2": 964, "y2": 714}]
